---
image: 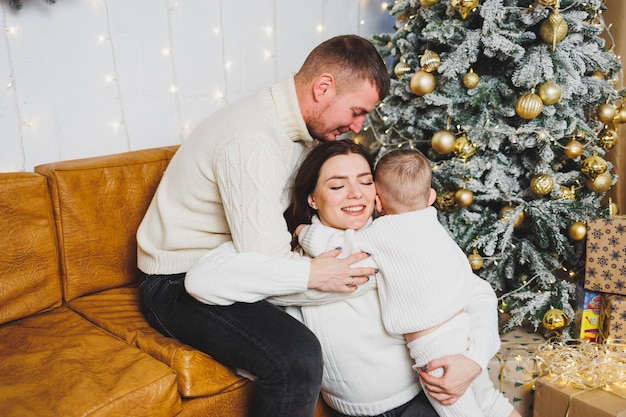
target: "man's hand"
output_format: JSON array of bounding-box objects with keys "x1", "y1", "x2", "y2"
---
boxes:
[
  {"x1": 418, "y1": 354, "x2": 481, "y2": 405},
  {"x1": 308, "y1": 249, "x2": 373, "y2": 292}
]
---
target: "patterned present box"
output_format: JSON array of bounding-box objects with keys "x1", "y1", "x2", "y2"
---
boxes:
[
  {"x1": 585, "y1": 217, "x2": 626, "y2": 295},
  {"x1": 487, "y1": 327, "x2": 545, "y2": 417},
  {"x1": 599, "y1": 292, "x2": 626, "y2": 343}
]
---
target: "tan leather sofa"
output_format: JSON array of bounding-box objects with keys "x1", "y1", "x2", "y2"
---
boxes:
[{"x1": 0, "y1": 146, "x2": 332, "y2": 417}]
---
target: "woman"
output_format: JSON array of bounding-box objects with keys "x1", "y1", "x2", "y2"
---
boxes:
[{"x1": 186, "y1": 140, "x2": 500, "y2": 417}]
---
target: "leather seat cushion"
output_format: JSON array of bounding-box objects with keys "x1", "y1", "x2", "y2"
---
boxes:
[
  {"x1": 69, "y1": 287, "x2": 248, "y2": 398},
  {"x1": 0, "y1": 173, "x2": 62, "y2": 325},
  {"x1": 0, "y1": 306, "x2": 181, "y2": 417}
]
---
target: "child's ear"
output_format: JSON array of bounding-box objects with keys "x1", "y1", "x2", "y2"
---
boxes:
[
  {"x1": 428, "y1": 188, "x2": 437, "y2": 206},
  {"x1": 375, "y1": 195, "x2": 383, "y2": 213},
  {"x1": 307, "y1": 195, "x2": 317, "y2": 210}
]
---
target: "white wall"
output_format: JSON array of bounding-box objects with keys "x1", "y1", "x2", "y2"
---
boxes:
[{"x1": 0, "y1": 0, "x2": 393, "y2": 172}]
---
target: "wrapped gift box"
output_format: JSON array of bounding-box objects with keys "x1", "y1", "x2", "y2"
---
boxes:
[
  {"x1": 487, "y1": 327, "x2": 545, "y2": 417},
  {"x1": 573, "y1": 286, "x2": 602, "y2": 342},
  {"x1": 585, "y1": 217, "x2": 626, "y2": 295},
  {"x1": 599, "y1": 292, "x2": 626, "y2": 343},
  {"x1": 533, "y1": 377, "x2": 626, "y2": 417}
]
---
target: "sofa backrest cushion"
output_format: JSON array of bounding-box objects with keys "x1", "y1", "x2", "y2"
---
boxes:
[
  {"x1": 35, "y1": 146, "x2": 178, "y2": 301},
  {"x1": 0, "y1": 173, "x2": 62, "y2": 324}
]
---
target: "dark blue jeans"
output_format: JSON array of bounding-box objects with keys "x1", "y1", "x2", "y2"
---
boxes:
[{"x1": 139, "y1": 273, "x2": 323, "y2": 417}]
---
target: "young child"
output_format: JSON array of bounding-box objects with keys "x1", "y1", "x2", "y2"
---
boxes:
[{"x1": 298, "y1": 148, "x2": 520, "y2": 417}]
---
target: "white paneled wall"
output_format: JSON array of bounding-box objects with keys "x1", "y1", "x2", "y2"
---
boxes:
[{"x1": 0, "y1": 0, "x2": 392, "y2": 171}]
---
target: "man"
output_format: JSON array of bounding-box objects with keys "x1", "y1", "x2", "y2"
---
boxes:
[{"x1": 137, "y1": 35, "x2": 388, "y2": 417}]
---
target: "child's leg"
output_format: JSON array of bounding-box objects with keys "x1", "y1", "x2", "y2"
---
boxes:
[{"x1": 407, "y1": 313, "x2": 514, "y2": 417}]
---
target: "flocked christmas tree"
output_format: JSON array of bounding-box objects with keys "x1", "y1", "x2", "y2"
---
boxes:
[{"x1": 361, "y1": 0, "x2": 626, "y2": 335}]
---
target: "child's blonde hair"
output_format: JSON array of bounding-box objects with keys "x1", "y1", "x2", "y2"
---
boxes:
[{"x1": 374, "y1": 148, "x2": 432, "y2": 213}]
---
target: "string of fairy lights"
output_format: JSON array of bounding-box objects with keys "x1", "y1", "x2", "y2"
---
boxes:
[{"x1": 1, "y1": 0, "x2": 388, "y2": 172}]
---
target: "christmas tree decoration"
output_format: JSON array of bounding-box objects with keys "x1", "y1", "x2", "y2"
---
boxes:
[
  {"x1": 369, "y1": 0, "x2": 623, "y2": 333},
  {"x1": 538, "y1": 80, "x2": 561, "y2": 105},
  {"x1": 598, "y1": 128, "x2": 618, "y2": 150},
  {"x1": 539, "y1": 3, "x2": 568, "y2": 50},
  {"x1": 580, "y1": 154, "x2": 608, "y2": 179},
  {"x1": 420, "y1": 50, "x2": 441, "y2": 73},
  {"x1": 468, "y1": 249, "x2": 484, "y2": 271},
  {"x1": 431, "y1": 129, "x2": 456, "y2": 154},
  {"x1": 597, "y1": 103, "x2": 617, "y2": 124},
  {"x1": 419, "y1": 0, "x2": 441, "y2": 6},
  {"x1": 568, "y1": 221, "x2": 587, "y2": 241},
  {"x1": 463, "y1": 68, "x2": 480, "y2": 89},
  {"x1": 499, "y1": 205, "x2": 524, "y2": 228},
  {"x1": 563, "y1": 139, "x2": 583, "y2": 159},
  {"x1": 450, "y1": 0, "x2": 479, "y2": 20},
  {"x1": 585, "y1": 171, "x2": 612, "y2": 194},
  {"x1": 394, "y1": 61, "x2": 412, "y2": 78},
  {"x1": 454, "y1": 135, "x2": 477, "y2": 160},
  {"x1": 608, "y1": 198, "x2": 619, "y2": 216},
  {"x1": 434, "y1": 190, "x2": 456, "y2": 212},
  {"x1": 515, "y1": 91, "x2": 543, "y2": 119},
  {"x1": 410, "y1": 70, "x2": 436, "y2": 96},
  {"x1": 530, "y1": 174, "x2": 554, "y2": 196},
  {"x1": 558, "y1": 185, "x2": 576, "y2": 201},
  {"x1": 542, "y1": 308, "x2": 570, "y2": 336},
  {"x1": 454, "y1": 188, "x2": 474, "y2": 207}
]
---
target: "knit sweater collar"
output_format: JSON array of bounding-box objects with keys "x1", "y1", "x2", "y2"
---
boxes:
[{"x1": 270, "y1": 75, "x2": 315, "y2": 145}]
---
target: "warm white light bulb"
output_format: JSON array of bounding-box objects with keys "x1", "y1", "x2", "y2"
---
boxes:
[
  {"x1": 170, "y1": 85, "x2": 179, "y2": 93},
  {"x1": 5, "y1": 26, "x2": 18, "y2": 36},
  {"x1": 162, "y1": 48, "x2": 172, "y2": 56},
  {"x1": 224, "y1": 60, "x2": 233, "y2": 71},
  {"x1": 214, "y1": 89, "x2": 224, "y2": 100},
  {"x1": 316, "y1": 24, "x2": 325, "y2": 33},
  {"x1": 264, "y1": 26, "x2": 274, "y2": 36}
]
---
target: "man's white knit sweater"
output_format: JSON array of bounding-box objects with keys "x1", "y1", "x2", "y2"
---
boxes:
[{"x1": 137, "y1": 76, "x2": 316, "y2": 304}]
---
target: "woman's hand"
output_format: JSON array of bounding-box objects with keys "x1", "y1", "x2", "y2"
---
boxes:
[
  {"x1": 308, "y1": 249, "x2": 373, "y2": 292},
  {"x1": 418, "y1": 354, "x2": 481, "y2": 405}
]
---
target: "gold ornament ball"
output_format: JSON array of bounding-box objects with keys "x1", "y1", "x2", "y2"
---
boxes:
[
  {"x1": 563, "y1": 139, "x2": 583, "y2": 159},
  {"x1": 431, "y1": 130, "x2": 456, "y2": 154},
  {"x1": 420, "y1": 50, "x2": 441, "y2": 73},
  {"x1": 410, "y1": 70, "x2": 436, "y2": 96},
  {"x1": 454, "y1": 188, "x2": 474, "y2": 207},
  {"x1": 542, "y1": 308, "x2": 570, "y2": 335},
  {"x1": 394, "y1": 62, "x2": 412, "y2": 78},
  {"x1": 538, "y1": 0, "x2": 557, "y2": 6},
  {"x1": 454, "y1": 135, "x2": 477, "y2": 160},
  {"x1": 569, "y1": 221, "x2": 587, "y2": 241},
  {"x1": 598, "y1": 103, "x2": 617, "y2": 124},
  {"x1": 539, "y1": 13, "x2": 568, "y2": 47},
  {"x1": 530, "y1": 174, "x2": 554, "y2": 196},
  {"x1": 451, "y1": 0, "x2": 479, "y2": 19},
  {"x1": 419, "y1": 0, "x2": 441, "y2": 6},
  {"x1": 581, "y1": 154, "x2": 608, "y2": 178},
  {"x1": 599, "y1": 128, "x2": 619, "y2": 150},
  {"x1": 591, "y1": 70, "x2": 605, "y2": 80},
  {"x1": 538, "y1": 80, "x2": 561, "y2": 105},
  {"x1": 559, "y1": 185, "x2": 576, "y2": 200},
  {"x1": 515, "y1": 93, "x2": 543, "y2": 119},
  {"x1": 463, "y1": 70, "x2": 480, "y2": 89},
  {"x1": 467, "y1": 252, "x2": 484, "y2": 271},
  {"x1": 586, "y1": 171, "x2": 612, "y2": 193},
  {"x1": 499, "y1": 205, "x2": 524, "y2": 228}
]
